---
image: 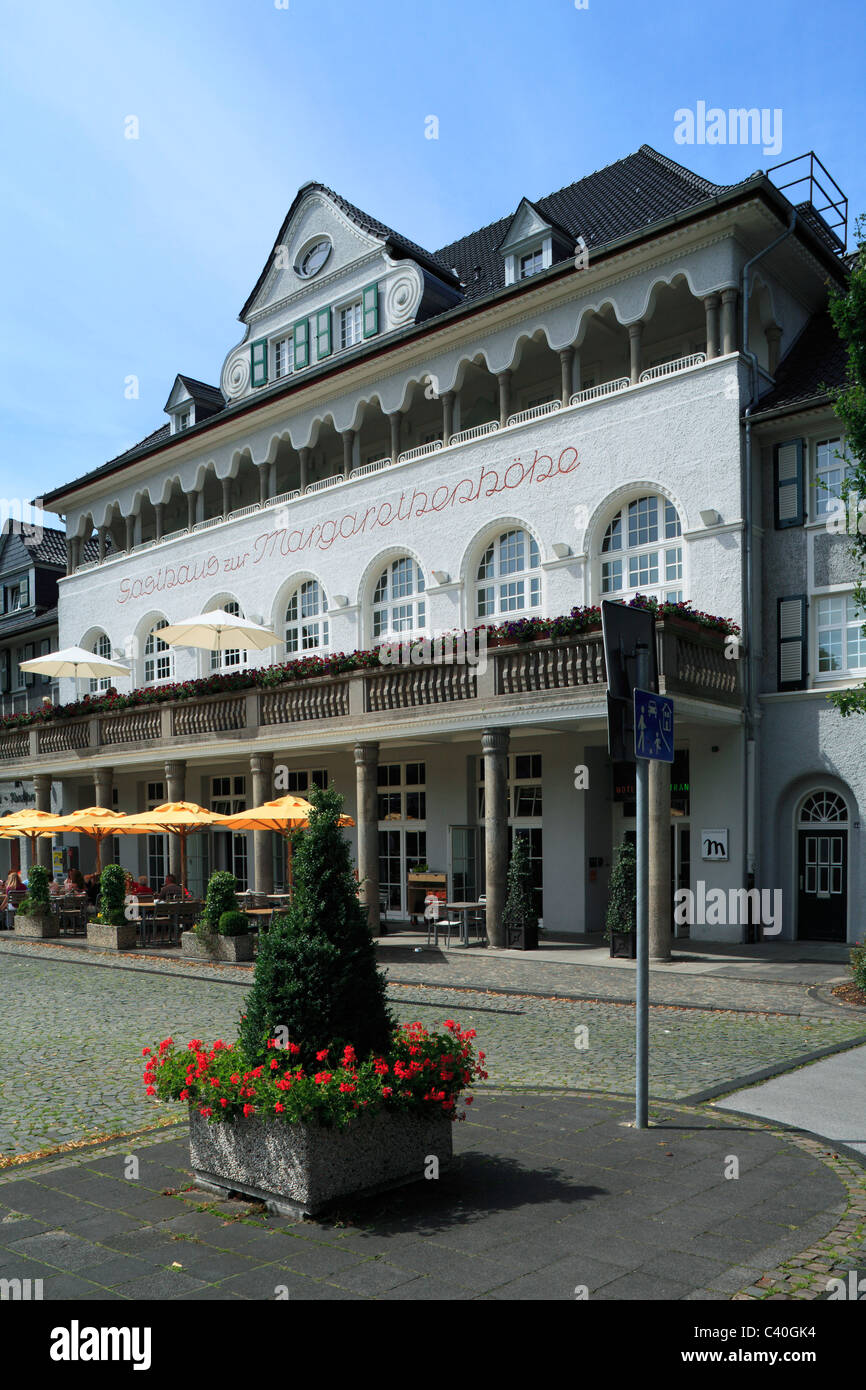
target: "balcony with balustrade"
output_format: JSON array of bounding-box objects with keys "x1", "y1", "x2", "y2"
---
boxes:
[{"x1": 0, "y1": 617, "x2": 742, "y2": 772}]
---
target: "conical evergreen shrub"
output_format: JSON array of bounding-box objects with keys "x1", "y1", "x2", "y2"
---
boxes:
[
  {"x1": 238, "y1": 784, "x2": 393, "y2": 1068},
  {"x1": 500, "y1": 833, "x2": 539, "y2": 946},
  {"x1": 605, "y1": 840, "x2": 637, "y2": 938}
]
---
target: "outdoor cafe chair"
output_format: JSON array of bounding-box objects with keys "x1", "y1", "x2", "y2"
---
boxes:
[{"x1": 424, "y1": 900, "x2": 460, "y2": 949}]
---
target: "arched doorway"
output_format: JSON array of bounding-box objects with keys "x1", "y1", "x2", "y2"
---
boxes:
[{"x1": 797, "y1": 790, "x2": 848, "y2": 941}]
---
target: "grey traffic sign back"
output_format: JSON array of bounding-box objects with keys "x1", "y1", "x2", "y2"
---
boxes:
[{"x1": 634, "y1": 688, "x2": 674, "y2": 762}]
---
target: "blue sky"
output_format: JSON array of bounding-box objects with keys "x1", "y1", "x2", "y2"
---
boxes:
[{"x1": 2, "y1": 0, "x2": 864, "y2": 510}]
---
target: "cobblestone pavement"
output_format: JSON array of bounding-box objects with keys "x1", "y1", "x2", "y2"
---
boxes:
[
  {"x1": 1, "y1": 934, "x2": 855, "y2": 1019},
  {"x1": 1, "y1": 1095, "x2": 863, "y2": 1302},
  {"x1": 2, "y1": 952, "x2": 864, "y2": 1160}
]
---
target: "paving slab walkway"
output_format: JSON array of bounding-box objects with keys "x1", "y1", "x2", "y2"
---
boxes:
[{"x1": 1, "y1": 1094, "x2": 863, "y2": 1302}]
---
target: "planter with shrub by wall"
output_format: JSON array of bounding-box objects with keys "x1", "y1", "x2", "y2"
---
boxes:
[
  {"x1": 606, "y1": 841, "x2": 637, "y2": 961},
  {"x1": 181, "y1": 879, "x2": 253, "y2": 961},
  {"x1": 87, "y1": 864, "x2": 136, "y2": 950},
  {"x1": 14, "y1": 865, "x2": 58, "y2": 938}
]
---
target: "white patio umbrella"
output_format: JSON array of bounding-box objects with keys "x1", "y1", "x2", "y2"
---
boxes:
[
  {"x1": 154, "y1": 609, "x2": 281, "y2": 652},
  {"x1": 18, "y1": 645, "x2": 131, "y2": 699}
]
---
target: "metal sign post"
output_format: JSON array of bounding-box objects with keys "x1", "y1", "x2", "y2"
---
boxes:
[
  {"x1": 634, "y1": 649, "x2": 650, "y2": 1130},
  {"x1": 601, "y1": 601, "x2": 659, "y2": 1131},
  {"x1": 633, "y1": 685, "x2": 675, "y2": 1128}
]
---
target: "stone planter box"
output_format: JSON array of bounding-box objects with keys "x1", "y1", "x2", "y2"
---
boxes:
[
  {"x1": 188, "y1": 1105, "x2": 453, "y2": 1217},
  {"x1": 180, "y1": 930, "x2": 253, "y2": 963},
  {"x1": 87, "y1": 922, "x2": 137, "y2": 951},
  {"x1": 14, "y1": 912, "x2": 59, "y2": 938}
]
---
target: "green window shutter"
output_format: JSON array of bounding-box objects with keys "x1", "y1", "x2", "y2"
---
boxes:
[
  {"x1": 774, "y1": 439, "x2": 804, "y2": 528},
  {"x1": 250, "y1": 338, "x2": 268, "y2": 388},
  {"x1": 362, "y1": 282, "x2": 379, "y2": 338},
  {"x1": 294, "y1": 317, "x2": 310, "y2": 369},
  {"x1": 316, "y1": 307, "x2": 332, "y2": 360},
  {"x1": 778, "y1": 594, "x2": 807, "y2": 691},
  {"x1": 0, "y1": 650, "x2": 9, "y2": 694},
  {"x1": 24, "y1": 642, "x2": 35, "y2": 688}
]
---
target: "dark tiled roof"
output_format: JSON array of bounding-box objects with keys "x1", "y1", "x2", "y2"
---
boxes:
[
  {"x1": 24, "y1": 526, "x2": 67, "y2": 566},
  {"x1": 754, "y1": 311, "x2": 849, "y2": 414},
  {"x1": 315, "y1": 187, "x2": 458, "y2": 283},
  {"x1": 176, "y1": 376, "x2": 224, "y2": 410},
  {"x1": 435, "y1": 145, "x2": 731, "y2": 297},
  {"x1": 103, "y1": 423, "x2": 171, "y2": 470},
  {"x1": 0, "y1": 606, "x2": 58, "y2": 640}
]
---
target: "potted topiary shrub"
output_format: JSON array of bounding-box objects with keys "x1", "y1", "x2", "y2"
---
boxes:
[
  {"x1": 14, "y1": 863, "x2": 58, "y2": 938},
  {"x1": 606, "y1": 840, "x2": 637, "y2": 959},
  {"x1": 501, "y1": 833, "x2": 539, "y2": 950},
  {"x1": 181, "y1": 871, "x2": 253, "y2": 962},
  {"x1": 143, "y1": 785, "x2": 487, "y2": 1215},
  {"x1": 87, "y1": 863, "x2": 137, "y2": 951}
]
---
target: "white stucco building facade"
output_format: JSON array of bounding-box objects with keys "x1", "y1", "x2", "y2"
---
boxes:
[{"x1": 4, "y1": 145, "x2": 859, "y2": 946}]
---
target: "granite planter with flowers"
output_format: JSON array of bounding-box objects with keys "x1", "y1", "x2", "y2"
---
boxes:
[{"x1": 142, "y1": 788, "x2": 486, "y2": 1215}]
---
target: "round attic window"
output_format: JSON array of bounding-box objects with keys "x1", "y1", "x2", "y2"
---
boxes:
[{"x1": 295, "y1": 238, "x2": 332, "y2": 279}]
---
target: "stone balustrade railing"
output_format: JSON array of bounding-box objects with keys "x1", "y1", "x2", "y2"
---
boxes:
[
  {"x1": 100, "y1": 709, "x2": 164, "y2": 745},
  {"x1": 172, "y1": 696, "x2": 247, "y2": 737},
  {"x1": 260, "y1": 680, "x2": 350, "y2": 725},
  {"x1": 365, "y1": 664, "x2": 477, "y2": 711}
]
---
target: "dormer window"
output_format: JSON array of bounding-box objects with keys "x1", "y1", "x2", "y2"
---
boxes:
[
  {"x1": 4, "y1": 577, "x2": 29, "y2": 613},
  {"x1": 520, "y1": 248, "x2": 544, "y2": 279},
  {"x1": 177, "y1": 411, "x2": 191, "y2": 431}
]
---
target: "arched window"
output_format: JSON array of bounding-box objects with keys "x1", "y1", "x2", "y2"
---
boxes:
[
  {"x1": 799, "y1": 791, "x2": 848, "y2": 824},
  {"x1": 210, "y1": 601, "x2": 246, "y2": 672},
  {"x1": 89, "y1": 633, "x2": 112, "y2": 693},
  {"x1": 600, "y1": 494, "x2": 683, "y2": 603},
  {"x1": 144, "y1": 620, "x2": 172, "y2": 684},
  {"x1": 475, "y1": 529, "x2": 540, "y2": 620},
  {"x1": 285, "y1": 581, "x2": 329, "y2": 655},
  {"x1": 372, "y1": 557, "x2": 426, "y2": 640}
]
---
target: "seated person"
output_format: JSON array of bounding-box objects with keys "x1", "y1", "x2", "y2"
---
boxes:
[
  {"x1": 159, "y1": 873, "x2": 185, "y2": 899},
  {"x1": 64, "y1": 868, "x2": 85, "y2": 893},
  {"x1": 82, "y1": 874, "x2": 99, "y2": 907},
  {"x1": 0, "y1": 868, "x2": 22, "y2": 912},
  {"x1": 49, "y1": 877, "x2": 65, "y2": 896}
]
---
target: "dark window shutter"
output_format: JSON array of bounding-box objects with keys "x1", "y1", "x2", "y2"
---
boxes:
[
  {"x1": 362, "y1": 282, "x2": 379, "y2": 338},
  {"x1": 294, "y1": 318, "x2": 310, "y2": 369},
  {"x1": 774, "y1": 439, "x2": 805, "y2": 528},
  {"x1": 778, "y1": 594, "x2": 807, "y2": 690},
  {"x1": 250, "y1": 338, "x2": 268, "y2": 388},
  {"x1": 316, "y1": 308, "x2": 332, "y2": 360},
  {"x1": 0, "y1": 650, "x2": 9, "y2": 693},
  {"x1": 40, "y1": 637, "x2": 51, "y2": 685},
  {"x1": 24, "y1": 641, "x2": 36, "y2": 687}
]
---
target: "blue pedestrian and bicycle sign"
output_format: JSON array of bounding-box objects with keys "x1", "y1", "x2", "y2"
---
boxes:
[{"x1": 634, "y1": 689, "x2": 674, "y2": 762}]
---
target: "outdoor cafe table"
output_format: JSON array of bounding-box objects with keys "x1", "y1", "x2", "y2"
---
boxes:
[{"x1": 445, "y1": 902, "x2": 487, "y2": 948}]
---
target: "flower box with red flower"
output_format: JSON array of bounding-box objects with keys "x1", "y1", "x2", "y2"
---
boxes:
[{"x1": 142, "y1": 1023, "x2": 486, "y2": 1217}]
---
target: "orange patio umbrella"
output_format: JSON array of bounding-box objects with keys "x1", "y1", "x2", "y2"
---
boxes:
[
  {"x1": 117, "y1": 802, "x2": 230, "y2": 893},
  {"x1": 0, "y1": 809, "x2": 62, "y2": 867},
  {"x1": 49, "y1": 807, "x2": 136, "y2": 874},
  {"x1": 219, "y1": 794, "x2": 354, "y2": 894}
]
